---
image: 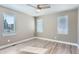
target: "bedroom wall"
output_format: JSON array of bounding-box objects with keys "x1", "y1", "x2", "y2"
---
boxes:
[
  {"x1": 0, "y1": 7, "x2": 35, "y2": 46},
  {"x1": 36, "y1": 9, "x2": 78, "y2": 44},
  {"x1": 78, "y1": 8, "x2": 79, "y2": 45}
]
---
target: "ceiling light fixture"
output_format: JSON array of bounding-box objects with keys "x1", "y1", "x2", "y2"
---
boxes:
[
  {"x1": 27, "y1": 4, "x2": 50, "y2": 12},
  {"x1": 36, "y1": 9, "x2": 41, "y2": 12}
]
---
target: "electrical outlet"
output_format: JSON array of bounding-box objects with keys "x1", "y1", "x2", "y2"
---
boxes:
[{"x1": 8, "y1": 40, "x2": 10, "y2": 42}]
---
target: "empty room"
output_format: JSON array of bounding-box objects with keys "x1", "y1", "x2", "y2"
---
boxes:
[{"x1": 0, "y1": 4, "x2": 79, "y2": 54}]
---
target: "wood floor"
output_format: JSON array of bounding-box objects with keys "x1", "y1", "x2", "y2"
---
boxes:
[{"x1": 0, "y1": 39, "x2": 78, "y2": 54}]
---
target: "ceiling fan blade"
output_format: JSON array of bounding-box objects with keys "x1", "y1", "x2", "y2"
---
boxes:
[
  {"x1": 27, "y1": 4, "x2": 37, "y2": 9},
  {"x1": 37, "y1": 4, "x2": 50, "y2": 9},
  {"x1": 27, "y1": 4, "x2": 50, "y2": 9}
]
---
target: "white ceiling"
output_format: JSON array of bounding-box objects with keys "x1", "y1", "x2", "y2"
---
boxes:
[{"x1": 0, "y1": 4, "x2": 79, "y2": 16}]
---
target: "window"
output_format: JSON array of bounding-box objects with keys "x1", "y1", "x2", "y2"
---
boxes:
[
  {"x1": 57, "y1": 16, "x2": 68, "y2": 34},
  {"x1": 3, "y1": 14, "x2": 16, "y2": 35},
  {"x1": 37, "y1": 19, "x2": 43, "y2": 32}
]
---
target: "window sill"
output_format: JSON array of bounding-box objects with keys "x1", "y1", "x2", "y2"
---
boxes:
[{"x1": 2, "y1": 33, "x2": 16, "y2": 36}]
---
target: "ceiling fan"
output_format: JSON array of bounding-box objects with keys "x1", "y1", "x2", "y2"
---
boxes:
[{"x1": 27, "y1": 4, "x2": 50, "y2": 12}]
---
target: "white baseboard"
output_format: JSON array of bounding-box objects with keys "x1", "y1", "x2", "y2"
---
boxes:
[
  {"x1": 0, "y1": 37, "x2": 35, "y2": 49},
  {"x1": 35, "y1": 37, "x2": 78, "y2": 47},
  {"x1": 0, "y1": 37, "x2": 78, "y2": 49}
]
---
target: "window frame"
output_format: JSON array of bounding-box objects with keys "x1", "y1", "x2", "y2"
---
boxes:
[
  {"x1": 2, "y1": 13, "x2": 16, "y2": 36},
  {"x1": 36, "y1": 18, "x2": 44, "y2": 33},
  {"x1": 57, "y1": 15, "x2": 68, "y2": 35}
]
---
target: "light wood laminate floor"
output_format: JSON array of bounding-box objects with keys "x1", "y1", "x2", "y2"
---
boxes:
[{"x1": 0, "y1": 39, "x2": 78, "y2": 54}]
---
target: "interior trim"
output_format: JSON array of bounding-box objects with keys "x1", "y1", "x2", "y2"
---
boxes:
[
  {"x1": 35, "y1": 37, "x2": 78, "y2": 47},
  {"x1": 0, "y1": 37, "x2": 35, "y2": 49},
  {"x1": 0, "y1": 37, "x2": 78, "y2": 50}
]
